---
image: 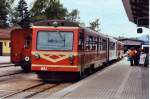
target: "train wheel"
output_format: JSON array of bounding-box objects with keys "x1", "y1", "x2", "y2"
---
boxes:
[
  {"x1": 72, "y1": 72, "x2": 85, "y2": 81},
  {"x1": 89, "y1": 65, "x2": 94, "y2": 74},
  {"x1": 36, "y1": 72, "x2": 49, "y2": 81},
  {"x1": 102, "y1": 62, "x2": 107, "y2": 66},
  {"x1": 20, "y1": 61, "x2": 31, "y2": 72}
]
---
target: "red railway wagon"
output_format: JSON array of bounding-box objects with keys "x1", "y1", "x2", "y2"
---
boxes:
[
  {"x1": 11, "y1": 28, "x2": 32, "y2": 72},
  {"x1": 11, "y1": 20, "x2": 124, "y2": 80},
  {"x1": 31, "y1": 26, "x2": 109, "y2": 80}
]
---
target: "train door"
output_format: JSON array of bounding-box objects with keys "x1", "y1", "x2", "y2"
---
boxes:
[
  {"x1": 97, "y1": 36, "x2": 99, "y2": 56},
  {"x1": 0, "y1": 42, "x2": 2, "y2": 56},
  {"x1": 106, "y1": 38, "x2": 109, "y2": 62},
  {"x1": 116, "y1": 42, "x2": 119, "y2": 59},
  {"x1": 20, "y1": 31, "x2": 32, "y2": 72},
  {"x1": 78, "y1": 31, "x2": 85, "y2": 73},
  {"x1": 23, "y1": 35, "x2": 32, "y2": 58},
  {"x1": 102, "y1": 38, "x2": 107, "y2": 63}
]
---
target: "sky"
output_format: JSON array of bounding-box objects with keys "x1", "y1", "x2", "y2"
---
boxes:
[{"x1": 25, "y1": 0, "x2": 149, "y2": 38}]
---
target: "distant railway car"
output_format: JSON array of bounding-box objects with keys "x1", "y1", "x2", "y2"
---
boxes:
[
  {"x1": 31, "y1": 26, "x2": 107, "y2": 79},
  {"x1": 107, "y1": 37, "x2": 118, "y2": 61},
  {"x1": 117, "y1": 41, "x2": 124, "y2": 59},
  {"x1": 11, "y1": 28, "x2": 32, "y2": 72},
  {"x1": 11, "y1": 20, "x2": 124, "y2": 80}
]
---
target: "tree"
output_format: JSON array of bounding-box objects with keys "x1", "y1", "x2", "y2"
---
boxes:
[
  {"x1": 30, "y1": 0, "x2": 50, "y2": 20},
  {"x1": 0, "y1": 0, "x2": 14, "y2": 27},
  {"x1": 17, "y1": 0, "x2": 29, "y2": 19},
  {"x1": 45, "y1": 0, "x2": 67, "y2": 19},
  {"x1": 17, "y1": 0, "x2": 30, "y2": 28},
  {"x1": 11, "y1": 7, "x2": 20, "y2": 25},
  {"x1": 30, "y1": 0, "x2": 68, "y2": 21},
  {"x1": 89, "y1": 18, "x2": 100, "y2": 32},
  {"x1": 66, "y1": 9, "x2": 80, "y2": 22}
]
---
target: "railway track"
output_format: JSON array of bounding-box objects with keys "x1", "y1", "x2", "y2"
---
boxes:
[
  {"x1": 0, "y1": 71, "x2": 25, "y2": 83},
  {"x1": 0, "y1": 63, "x2": 15, "y2": 68},
  {"x1": 1, "y1": 83, "x2": 67, "y2": 98},
  {"x1": 0, "y1": 63, "x2": 21, "y2": 78},
  {"x1": 0, "y1": 71, "x2": 22, "y2": 78}
]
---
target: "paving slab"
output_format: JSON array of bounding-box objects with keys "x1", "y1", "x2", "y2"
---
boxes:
[
  {"x1": 0, "y1": 56, "x2": 10, "y2": 64},
  {"x1": 50, "y1": 58, "x2": 149, "y2": 99}
]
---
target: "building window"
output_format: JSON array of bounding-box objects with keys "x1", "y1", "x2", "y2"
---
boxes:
[
  {"x1": 9, "y1": 42, "x2": 11, "y2": 48},
  {"x1": 4, "y1": 42, "x2": 7, "y2": 46}
]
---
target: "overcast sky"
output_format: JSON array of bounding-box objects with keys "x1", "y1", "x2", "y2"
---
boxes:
[{"x1": 25, "y1": 0, "x2": 149, "y2": 38}]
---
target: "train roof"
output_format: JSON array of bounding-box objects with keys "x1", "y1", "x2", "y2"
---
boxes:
[
  {"x1": 32, "y1": 20, "x2": 109, "y2": 38},
  {"x1": 81, "y1": 27, "x2": 108, "y2": 38},
  {"x1": 13, "y1": 20, "x2": 119, "y2": 41},
  {"x1": 33, "y1": 19, "x2": 80, "y2": 27}
]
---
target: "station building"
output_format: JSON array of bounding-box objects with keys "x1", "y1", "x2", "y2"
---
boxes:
[
  {"x1": 0, "y1": 28, "x2": 12, "y2": 56},
  {"x1": 119, "y1": 38, "x2": 144, "y2": 53}
]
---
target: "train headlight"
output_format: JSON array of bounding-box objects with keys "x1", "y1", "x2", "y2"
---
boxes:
[
  {"x1": 34, "y1": 53, "x2": 40, "y2": 59},
  {"x1": 68, "y1": 54, "x2": 74, "y2": 64},
  {"x1": 24, "y1": 56, "x2": 30, "y2": 61}
]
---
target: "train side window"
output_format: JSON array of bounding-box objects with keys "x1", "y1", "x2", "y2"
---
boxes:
[
  {"x1": 109, "y1": 42, "x2": 115, "y2": 50},
  {"x1": 89, "y1": 36, "x2": 93, "y2": 50},
  {"x1": 102, "y1": 39, "x2": 107, "y2": 50},
  {"x1": 85, "y1": 36, "x2": 93, "y2": 51},
  {"x1": 90, "y1": 36, "x2": 95, "y2": 50},
  {"x1": 99, "y1": 37, "x2": 102, "y2": 51},
  {"x1": 85, "y1": 36, "x2": 89, "y2": 50},
  {"x1": 24, "y1": 36, "x2": 31, "y2": 48},
  {"x1": 78, "y1": 33, "x2": 84, "y2": 50},
  {"x1": 93, "y1": 37, "x2": 97, "y2": 51}
]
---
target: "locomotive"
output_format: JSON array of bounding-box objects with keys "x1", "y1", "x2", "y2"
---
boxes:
[{"x1": 11, "y1": 20, "x2": 124, "y2": 80}]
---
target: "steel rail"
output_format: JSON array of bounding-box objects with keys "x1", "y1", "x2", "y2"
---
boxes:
[
  {"x1": 2, "y1": 82, "x2": 45, "y2": 98},
  {"x1": 25, "y1": 84, "x2": 60, "y2": 98}
]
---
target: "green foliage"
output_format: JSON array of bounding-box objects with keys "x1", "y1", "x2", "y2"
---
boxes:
[
  {"x1": 30, "y1": 0, "x2": 50, "y2": 18},
  {"x1": 11, "y1": 7, "x2": 19, "y2": 25},
  {"x1": 17, "y1": 0, "x2": 29, "y2": 19},
  {"x1": 0, "y1": 0, "x2": 13, "y2": 27},
  {"x1": 16, "y1": 0, "x2": 30, "y2": 28},
  {"x1": 45, "y1": 0, "x2": 67, "y2": 19},
  {"x1": 89, "y1": 18, "x2": 100, "y2": 32},
  {"x1": 30, "y1": 0, "x2": 68, "y2": 21},
  {"x1": 66, "y1": 9, "x2": 80, "y2": 22}
]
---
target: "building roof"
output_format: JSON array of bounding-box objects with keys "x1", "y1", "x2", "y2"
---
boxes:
[
  {"x1": 119, "y1": 38, "x2": 144, "y2": 42},
  {"x1": 122, "y1": 0, "x2": 149, "y2": 28},
  {"x1": 0, "y1": 27, "x2": 16, "y2": 40},
  {"x1": 119, "y1": 38, "x2": 144, "y2": 46}
]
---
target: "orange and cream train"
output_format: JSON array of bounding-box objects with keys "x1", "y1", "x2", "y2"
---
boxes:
[{"x1": 11, "y1": 20, "x2": 124, "y2": 80}]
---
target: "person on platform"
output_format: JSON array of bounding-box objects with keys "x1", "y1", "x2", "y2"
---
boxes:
[
  {"x1": 127, "y1": 47, "x2": 136, "y2": 66},
  {"x1": 134, "y1": 48, "x2": 141, "y2": 65}
]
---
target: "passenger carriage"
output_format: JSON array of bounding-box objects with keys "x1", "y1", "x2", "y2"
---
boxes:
[{"x1": 11, "y1": 20, "x2": 124, "y2": 80}]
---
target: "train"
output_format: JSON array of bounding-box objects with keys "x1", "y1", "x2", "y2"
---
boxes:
[{"x1": 11, "y1": 20, "x2": 124, "y2": 80}]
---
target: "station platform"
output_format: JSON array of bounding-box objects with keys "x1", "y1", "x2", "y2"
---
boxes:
[{"x1": 50, "y1": 58, "x2": 149, "y2": 99}]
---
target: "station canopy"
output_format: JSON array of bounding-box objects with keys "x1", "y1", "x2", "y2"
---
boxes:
[{"x1": 122, "y1": 0, "x2": 149, "y2": 28}]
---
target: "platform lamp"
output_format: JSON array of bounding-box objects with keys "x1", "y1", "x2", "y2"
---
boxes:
[
  {"x1": 136, "y1": 17, "x2": 149, "y2": 33},
  {"x1": 137, "y1": 27, "x2": 143, "y2": 33}
]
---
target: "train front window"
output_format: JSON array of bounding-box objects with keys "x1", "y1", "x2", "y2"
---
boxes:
[{"x1": 37, "y1": 31, "x2": 73, "y2": 50}]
